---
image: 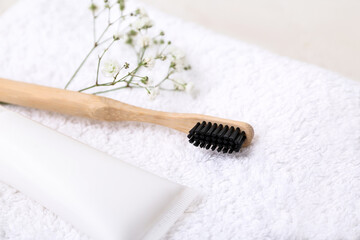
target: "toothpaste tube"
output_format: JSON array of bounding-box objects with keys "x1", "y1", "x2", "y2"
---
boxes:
[{"x1": 0, "y1": 107, "x2": 198, "y2": 240}]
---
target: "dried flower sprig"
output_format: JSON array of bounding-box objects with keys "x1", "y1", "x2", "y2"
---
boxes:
[{"x1": 64, "y1": 0, "x2": 193, "y2": 99}]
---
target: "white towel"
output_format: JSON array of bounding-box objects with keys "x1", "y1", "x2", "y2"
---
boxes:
[{"x1": 0, "y1": 0, "x2": 359, "y2": 239}]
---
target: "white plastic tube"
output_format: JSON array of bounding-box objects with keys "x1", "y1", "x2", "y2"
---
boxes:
[{"x1": 0, "y1": 106, "x2": 198, "y2": 240}]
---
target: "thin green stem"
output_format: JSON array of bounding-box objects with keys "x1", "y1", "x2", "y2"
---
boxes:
[
  {"x1": 79, "y1": 72, "x2": 130, "y2": 92},
  {"x1": 91, "y1": 0, "x2": 96, "y2": 43},
  {"x1": 65, "y1": 46, "x2": 96, "y2": 89},
  {"x1": 79, "y1": 79, "x2": 122, "y2": 92},
  {"x1": 107, "y1": 6, "x2": 111, "y2": 24},
  {"x1": 158, "y1": 44, "x2": 169, "y2": 56},
  {"x1": 114, "y1": 73, "x2": 131, "y2": 84},
  {"x1": 95, "y1": 40, "x2": 116, "y2": 85},
  {"x1": 112, "y1": 71, "x2": 120, "y2": 83},
  {"x1": 65, "y1": 25, "x2": 118, "y2": 89},
  {"x1": 92, "y1": 18, "x2": 96, "y2": 42},
  {"x1": 137, "y1": 47, "x2": 146, "y2": 64},
  {"x1": 124, "y1": 47, "x2": 146, "y2": 86},
  {"x1": 92, "y1": 85, "x2": 129, "y2": 95},
  {"x1": 95, "y1": 16, "x2": 123, "y2": 42},
  {"x1": 79, "y1": 85, "x2": 97, "y2": 92},
  {"x1": 94, "y1": 3, "x2": 116, "y2": 18},
  {"x1": 67, "y1": 5, "x2": 186, "y2": 96},
  {"x1": 95, "y1": 7, "x2": 107, "y2": 18},
  {"x1": 66, "y1": 6, "x2": 127, "y2": 88},
  {"x1": 97, "y1": 24, "x2": 111, "y2": 42},
  {"x1": 98, "y1": 36, "x2": 113, "y2": 46},
  {"x1": 155, "y1": 68, "x2": 174, "y2": 87},
  {"x1": 128, "y1": 65, "x2": 141, "y2": 84}
]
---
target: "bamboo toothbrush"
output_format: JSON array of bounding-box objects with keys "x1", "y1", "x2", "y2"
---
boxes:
[{"x1": 0, "y1": 78, "x2": 254, "y2": 153}]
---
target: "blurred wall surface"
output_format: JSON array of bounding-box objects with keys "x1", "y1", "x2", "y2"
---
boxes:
[
  {"x1": 142, "y1": 0, "x2": 360, "y2": 81},
  {"x1": 0, "y1": 0, "x2": 17, "y2": 14},
  {"x1": 1, "y1": 0, "x2": 359, "y2": 81}
]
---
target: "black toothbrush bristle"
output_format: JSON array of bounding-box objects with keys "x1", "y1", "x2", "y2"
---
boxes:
[{"x1": 187, "y1": 121, "x2": 247, "y2": 153}]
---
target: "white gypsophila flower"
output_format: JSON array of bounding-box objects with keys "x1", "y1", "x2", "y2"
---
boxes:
[
  {"x1": 148, "y1": 86, "x2": 160, "y2": 100},
  {"x1": 137, "y1": 7, "x2": 148, "y2": 17},
  {"x1": 185, "y1": 82, "x2": 195, "y2": 95},
  {"x1": 174, "y1": 58, "x2": 186, "y2": 71},
  {"x1": 142, "y1": 17, "x2": 154, "y2": 28},
  {"x1": 137, "y1": 35, "x2": 152, "y2": 48},
  {"x1": 146, "y1": 78, "x2": 154, "y2": 87},
  {"x1": 132, "y1": 17, "x2": 153, "y2": 30},
  {"x1": 169, "y1": 46, "x2": 185, "y2": 60},
  {"x1": 168, "y1": 46, "x2": 186, "y2": 71},
  {"x1": 132, "y1": 19, "x2": 143, "y2": 30},
  {"x1": 101, "y1": 59, "x2": 120, "y2": 77},
  {"x1": 113, "y1": 32, "x2": 122, "y2": 40},
  {"x1": 143, "y1": 57, "x2": 155, "y2": 69},
  {"x1": 173, "y1": 78, "x2": 185, "y2": 90}
]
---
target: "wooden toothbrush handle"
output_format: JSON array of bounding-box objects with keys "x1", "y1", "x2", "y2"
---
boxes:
[
  {"x1": 0, "y1": 78, "x2": 152, "y2": 121},
  {"x1": 0, "y1": 78, "x2": 253, "y2": 146}
]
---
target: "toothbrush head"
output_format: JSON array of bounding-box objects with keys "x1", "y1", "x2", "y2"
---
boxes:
[{"x1": 187, "y1": 121, "x2": 247, "y2": 153}]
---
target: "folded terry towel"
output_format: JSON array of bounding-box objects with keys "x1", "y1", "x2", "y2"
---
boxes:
[{"x1": 0, "y1": 0, "x2": 359, "y2": 239}]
